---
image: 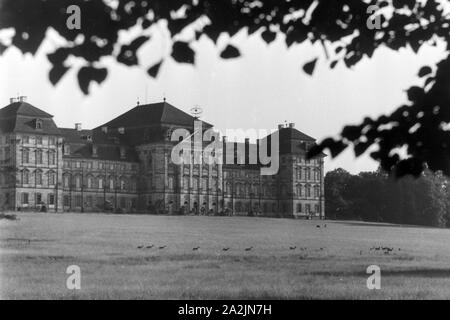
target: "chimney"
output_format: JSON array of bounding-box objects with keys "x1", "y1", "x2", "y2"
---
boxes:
[
  {"x1": 289, "y1": 123, "x2": 295, "y2": 128},
  {"x1": 120, "y1": 146, "x2": 126, "y2": 159},
  {"x1": 10, "y1": 97, "x2": 16, "y2": 104},
  {"x1": 222, "y1": 136, "x2": 227, "y2": 143},
  {"x1": 75, "y1": 123, "x2": 82, "y2": 131},
  {"x1": 278, "y1": 124, "x2": 284, "y2": 130},
  {"x1": 102, "y1": 126, "x2": 108, "y2": 134},
  {"x1": 19, "y1": 96, "x2": 27, "y2": 102},
  {"x1": 118, "y1": 127, "x2": 125, "y2": 134}
]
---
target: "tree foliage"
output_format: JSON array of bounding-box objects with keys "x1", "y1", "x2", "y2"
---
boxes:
[
  {"x1": 325, "y1": 168, "x2": 450, "y2": 227},
  {"x1": 1, "y1": 0, "x2": 449, "y2": 177}
]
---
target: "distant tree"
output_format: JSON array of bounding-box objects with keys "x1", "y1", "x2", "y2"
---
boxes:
[
  {"x1": 1, "y1": 0, "x2": 450, "y2": 177},
  {"x1": 325, "y1": 168, "x2": 449, "y2": 227},
  {"x1": 324, "y1": 168, "x2": 353, "y2": 220}
]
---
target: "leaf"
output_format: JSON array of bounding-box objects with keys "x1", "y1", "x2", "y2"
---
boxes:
[
  {"x1": 77, "y1": 66, "x2": 108, "y2": 95},
  {"x1": 261, "y1": 29, "x2": 276, "y2": 44},
  {"x1": 117, "y1": 36, "x2": 150, "y2": 66},
  {"x1": 171, "y1": 41, "x2": 195, "y2": 64},
  {"x1": 47, "y1": 47, "x2": 71, "y2": 65},
  {"x1": 303, "y1": 58, "x2": 318, "y2": 76},
  {"x1": 147, "y1": 60, "x2": 163, "y2": 78},
  {"x1": 330, "y1": 60, "x2": 338, "y2": 69},
  {"x1": 418, "y1": 66, "x2": 432, "y2": 77},
  {"x1": 49, "y1": 64, "x2": 70, "y2": 85},
  {"x1": 220, "y1": 44, "x2": 241, "y2": 59}
]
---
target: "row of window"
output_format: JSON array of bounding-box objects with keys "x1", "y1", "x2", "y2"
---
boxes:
[
  {"x1": 295, "y1": 167, "x2": 321, "y2": 181},
  {"x1": 62, "y1": 195, "x2": 136, "y2": 209},
  {"x1": 21, "y1": 149, "x2": 56, "y2": 165},
  {"x1": 20, "y1": 170, "x2": 56, "y2": 185},
  {"x1": 63, "y1": 175, "x2": 136, "y2": 191},
  {"x1": 63, "y1": 161, "x2": 137, "y2": 171},
  {"x1": 20, "y1": 135, "x2": 57, "y2": 146},
  {"x1": 20, "y1": 192, "x2": 56, "y2": 205}
]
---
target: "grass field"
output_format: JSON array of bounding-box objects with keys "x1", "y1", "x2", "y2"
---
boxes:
[{"x1": 2, "y1": 212, "x2": 450, "y2": 299}]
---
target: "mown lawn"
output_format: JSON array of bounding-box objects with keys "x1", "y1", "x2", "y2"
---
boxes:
[{"x1": 2, "y1": 212, "x2": 450, "y2": 299}]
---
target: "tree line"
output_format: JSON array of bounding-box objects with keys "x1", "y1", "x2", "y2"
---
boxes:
[{"x1": 325, "y1": 168, "x2": 450, "y2": 228}]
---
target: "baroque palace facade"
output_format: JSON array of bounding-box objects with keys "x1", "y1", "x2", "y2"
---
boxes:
[{"x1": 0, "y1": 97, "x2": 325, "y2": 219}]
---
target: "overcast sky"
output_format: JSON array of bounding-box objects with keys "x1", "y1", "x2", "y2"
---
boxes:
[{"x1": 0, "y1": 27, "x2": 446, "y2": 173}]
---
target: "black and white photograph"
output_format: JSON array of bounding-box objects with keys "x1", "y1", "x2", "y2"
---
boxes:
[{"x1": 1, "y1": 0, "x2": 450, "y2": 305}]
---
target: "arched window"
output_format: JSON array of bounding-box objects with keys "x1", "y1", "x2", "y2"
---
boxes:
[
  {"x1": 36, "y1": 149, "x2": 43, "y2": 164},
  {"x1": 98, "y1": 177, "x2": 104, "y2": 189},
  {"x1": 87, "y1": 176, "x2": 93, "y2": 189},
  {"x1": 306, "y1": 185, "x2": 311, "y2": 197},
  {"x1": 48, "y1": 171, "x2": 56, "y2": 186},
  {"x1": 48, "y1": 151, "x2": 56, "y2": 165},
  {"x1": 296, "y1": 184, "x2": 302, "y2": 197},
  {"x1": 63, "y1": 174, "x2": 70, "y2": 188},
  {"x1": 314, "y1": 185, "x2": 320, "y2": 198},
  {"x1": 22, "y1": 169, "x2": 29, "y2": 184},
  {"x1": 35, "y1": 170, "x2": 43, "y2": 185},
  {"x1": 75, "y1": 175, "x2": 81, "y2": 189},
  {"x1": 22, "y1": 149, "x2": 29, "y2": 163}
]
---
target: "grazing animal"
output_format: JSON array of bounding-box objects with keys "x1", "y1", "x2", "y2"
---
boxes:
[
  {"x1": 193, "y1": 247, "x2": 200, "y2": 251},
  {"x1": 316, "y1": 225, "x2": 321, "y2": 228},
  {"x1": 146, "y1": 245, "x2": 154, "y2": 249},
  {"x1": 222, "y1": 248, "x2": 230, "y2": 251},
  {"x1": 289, "y1": 246, "x2": 296, "y2": 250},
  {"x1": 245, "y1": 247, "x2": 253, "y2": 251},
  {"x1": 158, "y1": 246, "x2": 166, "y2": 249},
  {"x1": 137, "y1": 245, "x2": 144, "y2": 249},
  {"x1": 324, "y1": 224, "x2": 327, "y2": 228}
]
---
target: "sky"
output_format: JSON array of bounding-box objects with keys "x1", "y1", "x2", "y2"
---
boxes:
[{"x1": 0, "y1": 26, "x2": 446, "y2": 174}]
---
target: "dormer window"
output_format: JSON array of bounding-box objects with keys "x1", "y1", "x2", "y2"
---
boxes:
[{"x1": 35, "y1": 119, "x2": 43, "y2": 130}]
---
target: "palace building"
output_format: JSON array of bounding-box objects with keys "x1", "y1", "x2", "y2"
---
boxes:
[{"x1": 0, "y1": 97, "x2": 325, "y2": 219}]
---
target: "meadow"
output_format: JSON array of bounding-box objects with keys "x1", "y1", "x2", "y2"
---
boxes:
[{"x1": 2, "y1": 212, "x2": 450, "y2": 299}]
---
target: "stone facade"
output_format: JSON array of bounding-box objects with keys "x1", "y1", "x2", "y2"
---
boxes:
[{"x1": 0, "y1": 98, "x2": 325, "y2": 219}]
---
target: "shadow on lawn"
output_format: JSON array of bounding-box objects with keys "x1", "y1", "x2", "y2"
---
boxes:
[
  {"x1": 332, "y1": 220, "x2": 436, "y2": 229},
  {"x1": 311, "y1": 268, "x2": 450, "y2": 278}
]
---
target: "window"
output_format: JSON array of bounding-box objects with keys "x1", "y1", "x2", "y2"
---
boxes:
[
  {"x1": 98, "y1": 178, "x2": 104, "y2": 189},
  {"x1": 314, "y1": 186, "x2": 319, "y2": 198},
  {"x1": 75, "y1": 176, "x2": 81, "y2": 189},
  {"x1": 49, "y1": 151, "x2": 55, "y2": 165},
  {"x1": 36, "y1": 136, "x2": 42, "y2": 145},
  {"x1": 87, "y1": 176, "x2": 93, "y2": 189},
  {"x1": 315, "y1": 204, "x2": 320, "y2": 213},
  {"x1": 22, "y1": 136, "x2": 29, "y2": 144},
  {"x1": 306, "y1": 204, "x2": 310, "y2": 213},
  {"x1": 22, "y1": 149, "x2": 29, "y2": 163},
  {"x1": 36, "y1": 170, "x2": 42, "y2": 185},
  {"x1": 36, "y1": 193, "x2": 42, "y2": 204},
  {"x1": 63, "y1": 175, "x2": 70, "y2": 188},
  {"x1": 75, "y1": 195, "x2": 82, "y2": 207},
  {"x1": 297, "y1": 203, "x2": 302, "y2": 213},
  {"x1": 35, "y1": 120, "x2": 43, "y2": 130},
  {"x1": 306, "y1": 186, "x2": 311, "y2": 197},
  {"x1": 22, "y1": 193, "x2": 29, "y2": 204},
  {"x1": 36, "y1": 150, "x2": 43, "y2": 164},
  {"x1": 109, "y1": 178, "x2": 114, "y2": 190},
  {"x1": 48, "y1": 137, "x2": 56, "y2": 145},
  {"x1": 22, "y1": 170, "x2": 29, "y2": 184},
  {"x1": 49, "y1": 194, "x2": 55, "y2": 205},
  {"x1": 63, "y1": 195, "x2": 70, "y2": 207},
  {"x1": 48, "y1": 171, "x2": 56, "y2": 186}
]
